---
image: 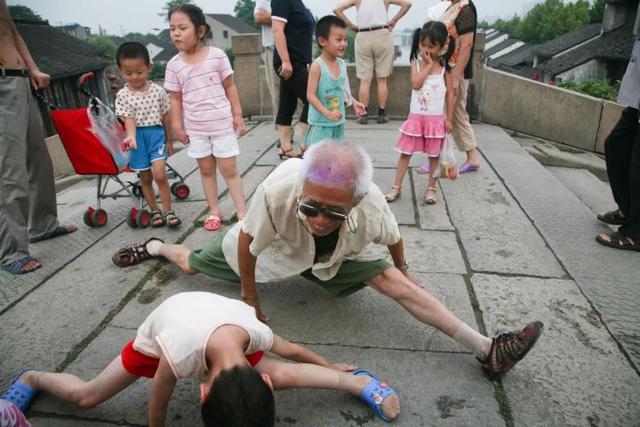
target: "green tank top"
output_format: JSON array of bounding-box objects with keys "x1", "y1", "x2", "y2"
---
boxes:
[{"x1": 308, "y1": 57, "x2": 347, "y2": 127}]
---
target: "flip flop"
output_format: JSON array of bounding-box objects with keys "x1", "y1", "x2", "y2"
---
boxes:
[
  {"x1": 0, "y1": 399, "x2": 31, "y2": 426},
  {"x1": 203, "y1": 214, "x2": 222, "y2": 231},
  {"x1": 353, "y1": 369, "x2": 397, "y2": 422},
  {"x1": 1, "y1": 256, "x2": 41, "y2": 275},
  {"x1": 1, "y1": 369, "x2": 39, "y2": 412},
  {"x1": 29, "y1": 225, "x2": 77, "y2": 243},
  {"x1": 458, "y1": 162, "x2": 479, "y2": 174}
]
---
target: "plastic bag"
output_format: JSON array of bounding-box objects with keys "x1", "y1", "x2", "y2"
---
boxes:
[
  {"x1": 0, "y1": 399, "x2": 32, "y2": 426},
  {"x1": 440, "y1": 136, "x2": 458, "y2": 180},
  {"x1": 87, "y1": 98, "x2": 129, "y2": 171}
]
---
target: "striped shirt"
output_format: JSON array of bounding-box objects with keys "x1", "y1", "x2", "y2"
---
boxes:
[{"x1": 164, "y1": 47, "x2": 234, "y2": 137}]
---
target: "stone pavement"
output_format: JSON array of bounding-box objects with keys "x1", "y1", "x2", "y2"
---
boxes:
[{"x1": 1, "y1": 120, "x2": 639, "y2": 426}]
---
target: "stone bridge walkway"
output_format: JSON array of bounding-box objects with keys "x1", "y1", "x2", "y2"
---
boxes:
[{"x1": 1, "y1": 120, "x2": 639, "y2": 426}]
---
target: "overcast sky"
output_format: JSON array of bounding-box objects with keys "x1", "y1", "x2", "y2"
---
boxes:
[{"x1": 8, "y1": 0, "x2": 540, "y2": 36}]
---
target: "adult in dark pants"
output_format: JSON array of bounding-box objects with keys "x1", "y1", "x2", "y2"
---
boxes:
[
  {"x1": 0, "y1": 0, "x2": 76, "y2": 275},
  {"x1": 271, "y1": 0, "x2": 315, "y2": 159},
  {"x1": 596, "y1": 37, "x2": 640, "y2": 251}
]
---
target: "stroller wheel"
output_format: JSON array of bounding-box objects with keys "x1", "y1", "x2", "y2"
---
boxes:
[
  {"x1": 172, "y1": 183, "x2": 190, "y2": 200},
  {"x1": 83, "y1": 207, "x2": 95, "y2": 227},
  {"x1": 127, "y1": 207, "x2": 139, "y2": 228},
  {"x1": 137, "y1": 209, "x2": 151, "y2": 228},
  {"x1": 92, "y1": 208, "x2": 108, "y2": 227}
]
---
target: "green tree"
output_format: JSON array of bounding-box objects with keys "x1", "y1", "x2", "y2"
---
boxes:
[
  {"x1": 589, "y1": 0, "x2": 606, "y2": 23},
  {"x1": 8, "y1": 5, "x2": 42, "y2": 21},
  {"x1": 124, "y1": 32, "x2": 160, "y2": 46},
  {"x1": 149, "y1": 62, "x2": 167, "y2": 80},
  {"x1": 234, "y1": 0, "x2": 258, "y2": 29},
  {"x1": 87, "y1": 35, "x2": 118, "y2": 60},
  {"x1": 160, "y1": 0, "x2": 192, "y2": 21}
]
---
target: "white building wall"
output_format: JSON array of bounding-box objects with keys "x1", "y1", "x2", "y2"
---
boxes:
[{"x1": 556, "y1": 59, "x2": 607, "y2": 83}]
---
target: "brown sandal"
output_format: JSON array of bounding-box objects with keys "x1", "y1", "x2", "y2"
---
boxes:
[
  {"x1": 385, "y1": 185, "x2": 401, "y2": 203},
  {"x1": 112, "y1": 238, "x2": 164, "y2": 267}
]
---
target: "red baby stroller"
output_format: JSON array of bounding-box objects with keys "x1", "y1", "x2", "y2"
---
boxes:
[{"x1": 43, "y1": 72, "x2": 190, "y2": 228}]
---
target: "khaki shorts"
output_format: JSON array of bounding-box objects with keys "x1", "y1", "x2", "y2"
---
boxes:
[{"x1": 355, "y1": 29, "x2": 395, "y2": 80}]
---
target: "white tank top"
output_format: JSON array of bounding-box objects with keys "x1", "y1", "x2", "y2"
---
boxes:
[
  {"x1": 357, "y1": 0, "x2": 389, "y2": 28},
  {"x1": 409, "y1": 62, "x2": 447, "y2": 115}
]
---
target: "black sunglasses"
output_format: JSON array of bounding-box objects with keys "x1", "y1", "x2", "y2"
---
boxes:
[{"x1": 297, "y1": 199, "x2": 350, "y2": 222}]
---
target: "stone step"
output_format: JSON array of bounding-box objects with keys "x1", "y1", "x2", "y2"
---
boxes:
[
  {"x1": 546, "y1": 166, "x2": 616, "y2": 219},
  {"x1": 474, "y1": 123, "x2": 640, "y2": 426}
]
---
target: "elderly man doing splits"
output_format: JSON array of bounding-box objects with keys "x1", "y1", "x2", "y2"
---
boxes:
[{"x1": 114, "y1": 141, "x2": 543, "y2": 379}]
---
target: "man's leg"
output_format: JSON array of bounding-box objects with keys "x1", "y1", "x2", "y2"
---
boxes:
[
  {"x1": 619, "y1": 128, "x2": 640, "y2": 238},
  {"x1": 358, "y1": 79, "x2": 371, "y2": 112},
  {"x1": 604, "y1": 107, "x2": 638, "y2": 216},
  {"x1": 264, "y1": 47, "x2": 279, "y2": 120},
  {"x1": 376, "y1": 77, "x2": 388, "y2": 122},
  {"x1": 19, "y1": 356, "x2": 138, "y2": 409},
  {"x1": 450, "y1": 79, "x2": 480, "y2": 168},
  {"x1": 255, "y1": 356, "x2": 400, "y2": 420},
  {"x1": 0, "y1": 77, "x2": 34, "y2": 268},
  {"x1": 156, "y1": 242, "x2": 195, "y2": 274},
  {"x1": 25, "y1": 87, "x2": 60, "y2": 240}
]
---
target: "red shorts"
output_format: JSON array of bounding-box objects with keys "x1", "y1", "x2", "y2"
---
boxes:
[{"x1": 120, "y1": 339, "x2": 265, "y2": 378}]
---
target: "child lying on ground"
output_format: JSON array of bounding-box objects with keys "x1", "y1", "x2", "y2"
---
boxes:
[{"x1": 1, "y1": 292, "x2": 399, "y2": 426}]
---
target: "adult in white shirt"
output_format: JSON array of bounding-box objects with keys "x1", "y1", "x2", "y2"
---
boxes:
[
  {"x1": 334, "y1": 0, "x2": 412, "y2": 124},
  {"x1": 254, "y1": 0, "x2": 279, "y2": 118}
]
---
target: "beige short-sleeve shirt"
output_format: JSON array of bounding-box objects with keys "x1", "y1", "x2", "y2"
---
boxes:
[{"x1": 115, "y1": 82, "x2": 170, "y2": 127}]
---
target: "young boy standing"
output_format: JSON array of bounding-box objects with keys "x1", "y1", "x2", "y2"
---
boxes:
[
  {"x1": 115, "y1": 42, "x2": 181, "y2": 228},
  {"x1": 305, "y1": 16, "x2": 366, "y2": 147},
  {"x1": 2, "y1": 292, "x2": 400, "y2": 425}
]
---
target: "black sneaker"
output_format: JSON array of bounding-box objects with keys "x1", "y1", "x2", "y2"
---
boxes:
[
  {"x1": 481, "y1": 321, "x2": 544, "y2": 379},
  {"x1": 358, "y1": 115, "x2": 369, "y2": 125},
  {"x1": 377, "y1": 115, "x2": 389, "y2": 124}
]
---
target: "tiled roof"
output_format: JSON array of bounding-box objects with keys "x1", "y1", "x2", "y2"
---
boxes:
[
  {"x1": 15, "y1": 20, "x2": 109, "y2": 79},
  {"x1": 537, "y1": 25, "x2": 634, "y2": 76},
  {"x1": 206, "y1": 14, "x2": 258, "y2": 34},
  {"x1": 484, "y1": 38, "x2": 520, "y2": 58},
  {"x1": 153, "y1": 45, "x2": 179, "y2": 62},
  {"x1": 490, "y1": 43, "x2": 538, "y2": 68},
  {"x1": 536, "y1": 23, "x2": 602, "y2": 57},
  {"x1": 485, "y1": 30, "x2": 505, "y2": 42}
]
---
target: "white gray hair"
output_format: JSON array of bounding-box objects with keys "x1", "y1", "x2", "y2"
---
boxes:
[{"x1": 299, "y1": 140, "x2": 373, "y2": 202}]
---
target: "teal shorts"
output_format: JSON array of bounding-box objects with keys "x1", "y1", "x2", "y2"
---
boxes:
[
  {"x1": 304, "y1": 124, "x2": 345, "y2": 147},
  {"x1": 188, "y1": 230, "x2": 392, "y2": 297}
]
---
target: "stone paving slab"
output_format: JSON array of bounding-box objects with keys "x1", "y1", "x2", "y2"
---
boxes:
[
  {"x1": 547, "y1": 166, "x2": 615, "y2": 219},
  {"x1": 414, "y1": 178, "x2": 456, "y2": 231},
  {"x1": 473, "y1": 273, "x2": 640, "y2": 426},
  {"x1": 477, "y1": 123, "x2": 640, "y2": 369},
  {"x1": 0, "y1": 201, "x2": 205, "y2": 391},
  {"x1": 398, "y1": 227, "x2": 466, "y2": 275},
  {"x1": 34, "y1": 323, "x2": 501, "y2": 426},
  {"x1": 439, "y1": 159, "x2": 566, "y2": 278},
  {"x1": 31, "y1": 418, "x2": 124, "y2": 427},
  {"x1": 374, "y1": 168, "x2": 416, "y2": 225}
]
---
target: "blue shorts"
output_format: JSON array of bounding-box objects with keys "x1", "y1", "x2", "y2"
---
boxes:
[
  {"x1": 304, "y1": 124, "x2": 345, "y2": 147},
  {"x1": 130, "y1": 126, "x2": 167, "y2": 171}
]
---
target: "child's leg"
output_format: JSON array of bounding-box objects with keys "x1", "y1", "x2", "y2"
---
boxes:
[
  {"x1": 21, "y1": 356, "x2": 138, "y2": 409},
  {"x1": 393, "y1": 154, "x2": 412, "y2": 188},
  {"x1": 197, "y1": 156, "x2": 221, "y2": 217},
  {"x1": 217, "y1": 156, "x2": 246, "y2": 219},
  {"x1": 255, "y1": 356, "x2": 400, "y2": 420},
  {"x1": 139, "y1": 170, "x2": 159, "y2": 212},
  {"x1": 428, "y1": 156, "x2": 440, "y2": 188},
  {"x1": 151, "y1": 159, "x2": 172, "y2": 213}
]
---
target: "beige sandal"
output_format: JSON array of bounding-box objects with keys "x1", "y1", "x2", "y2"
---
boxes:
[
  {"x1": 425, "y1": 186, "x2": 437, "y2": 205},
  {"x1": 385, "y1": 185, "x2": 401, "y2": 203}
]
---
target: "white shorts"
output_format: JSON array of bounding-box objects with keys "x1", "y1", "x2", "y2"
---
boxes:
[{"x1": 187, "y1": 133, "x2": 239, "y2": 159}]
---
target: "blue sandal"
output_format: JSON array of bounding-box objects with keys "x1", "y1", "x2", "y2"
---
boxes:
[
  {"x1": 1, "y1": 256, "x2": 41, "y2": 275},
  {"x1": 353, "y1": 369, "x2": 397, "y2": 422},
  {"x1": 29, "y1": 225, "x2": 77, "y2": 243},
  {"x1": 1, "y1": 369, "x2": 39, "y2": 412}
]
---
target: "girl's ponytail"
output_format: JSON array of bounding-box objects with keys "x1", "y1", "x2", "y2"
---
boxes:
[
  {"x1": 409, "y1": 27, "x2": 422, "y2": 62},
  {"x1": 440, "y1": 33, "x2": 456, "y2": 70}
]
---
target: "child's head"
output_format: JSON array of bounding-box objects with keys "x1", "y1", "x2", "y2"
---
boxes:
[
  {"x1": 410, "y1": 21, "x2": 455, "y2": 69},
  {"x1": 200, "y1": 366, "x2": 275, "y2": 427},
  {"x1": 116, "y1": 42, "x2": 151, "y2": 90},
  {"x1": 315, "y1": 15, "x2": 348, "y2": 57},
  {"x1": 168, "y1": 4, "x2": 211, "y2": 51}
]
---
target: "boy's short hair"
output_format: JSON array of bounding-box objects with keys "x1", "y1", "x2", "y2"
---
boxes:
[
  {"x1": 116, "y1": 42, "x2": 150, "y2": 67},
  {"x1": 201, "y1": 366, "x2": 275, "y2": 427},
  {"x1": 315, "y1": 15, "x2": 347, "y2": 48}
]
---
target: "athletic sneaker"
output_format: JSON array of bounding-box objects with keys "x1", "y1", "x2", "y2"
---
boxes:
[
  {"x1": 481, "y1": 321, "x2": 544, "y2": 379},
  {"x1": 377, "y1": 115, "x2": 389, "y2": 124},
  {"x1": 358, "y1": 115, "x2": 369, "y2": 125}
]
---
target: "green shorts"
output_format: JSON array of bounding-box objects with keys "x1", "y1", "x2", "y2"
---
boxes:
[
  {"x1": 304, "y1": 124, "x2": 345, "y2": 147},
  {"x1": 188, "y1": 231, "x2": 391, "y2": 298}
]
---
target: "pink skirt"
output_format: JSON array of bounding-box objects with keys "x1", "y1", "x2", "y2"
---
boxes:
[{"x1": 395, "y1": 113, "x2": 446, "y2": 156}]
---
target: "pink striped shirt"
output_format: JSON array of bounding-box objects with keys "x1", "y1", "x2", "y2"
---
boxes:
[{"x1": 164, "y1": 47, "x2": 234, "y2": 137}]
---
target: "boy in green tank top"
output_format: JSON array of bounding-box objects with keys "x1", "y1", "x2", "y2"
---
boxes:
[{"x1": 305, "y1": 16, "x2": 366, "y2": 147}]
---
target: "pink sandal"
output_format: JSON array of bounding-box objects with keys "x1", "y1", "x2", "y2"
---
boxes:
[{"x1": 203, "y1": 214, "x2": 222, "y2": 231}]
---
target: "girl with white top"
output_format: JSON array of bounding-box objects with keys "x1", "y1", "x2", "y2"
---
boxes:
[
  {"x1": 164, "y1": 5, "x2": 247, "y2": 231},
  {"x1": 385, "y1": 21, "x2": 455, "y2": 205}
]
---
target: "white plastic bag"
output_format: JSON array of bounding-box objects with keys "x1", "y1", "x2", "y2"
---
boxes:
[
  {"x1": 440, "y1": 135, "x2": 458, "y2": 180},
  {"x1": 87, "y1": 98, "x2": 129, "y2": 171}
]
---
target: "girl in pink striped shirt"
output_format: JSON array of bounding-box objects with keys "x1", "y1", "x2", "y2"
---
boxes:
[{"x1": 165, "y1": 5, "x2": 247, "y2": 231}]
